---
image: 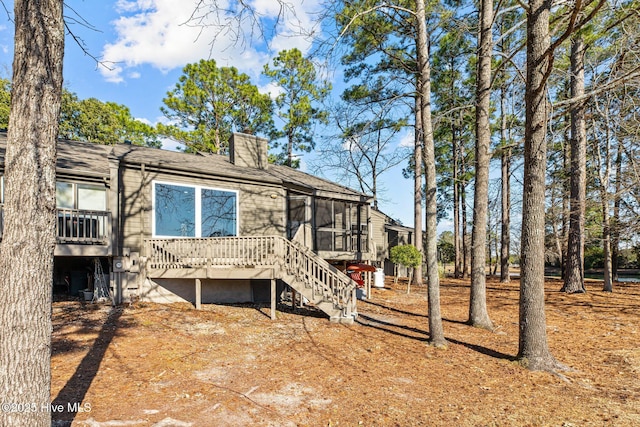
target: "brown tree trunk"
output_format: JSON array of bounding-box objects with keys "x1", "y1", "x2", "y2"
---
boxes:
[
  {"x1": 287, "y1": 129, "x2": 294, "y2": 167},
  {"x1": 594, "y1": 109, "x2": 614, "y2": 292},
  {"x1": 611, "y1": 141, "x2": 622, "y2": 282},
  {"x1": 461, "y1": 172, "x2": 470, "y2": 278},
  {"x1": 500, "y1": 86, "x2": 511, "y2": 283},
  {"x1": 453, "y1": 125, "x2": 462, "y2": 278},
  {"x1": 0, "y1": 1, "x2": 64, "y2": 426},
  {"x1": 469, "y1": 0, "x2": 494, "y2": 329},
  {"x1": 496, "y1": 0, "x2": 514, "y2": 285},
  {"x1": 517, "y1": 0, "x2": 560, "y2": 371},
  {"x1": 413, "y1": 94, "x2": 423, "y2": 286},
  {"x1": 560, "y1": 128, "x2": 570, "y2": 280},
  {"x1": 602, "y1": 198, "x2": 613, "y2": 292},
  {"x1": 550, "y1": 183, "x2": 565, "y2": 272},
  {"x1": 416, "y1": 0, "x2": 446, "y2": 347},
  {"x1": 563, "y1": 36, "x2": 587, "y2": 294}
]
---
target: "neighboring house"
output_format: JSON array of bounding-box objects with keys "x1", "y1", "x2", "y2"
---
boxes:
[
  {"x1": 370, "y1": 208, "x2": 414, "y2": 277},
  {"x1": 0, "y1": 132, "x2": 374, "y2": 323}
]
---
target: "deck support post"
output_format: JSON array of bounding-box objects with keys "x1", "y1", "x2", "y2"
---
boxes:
[
  {"x1": 270, "y1": 279, "x2": 276, "y2": 320},
  {"x1": 195, "y1": 278, "x2": 202, "y2": 310}
]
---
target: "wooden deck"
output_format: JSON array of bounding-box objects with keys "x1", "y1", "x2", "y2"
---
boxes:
[{"x1": 144, "y1": 235, "x2": 359, "y2": 323}]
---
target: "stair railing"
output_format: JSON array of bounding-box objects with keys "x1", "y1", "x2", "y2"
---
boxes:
[{"x1": 285, "y1": 224, "x2": 357, "y2": 318}]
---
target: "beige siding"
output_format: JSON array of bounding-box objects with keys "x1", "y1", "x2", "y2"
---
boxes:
[
  {"x1": 370, "y1": 209, "x2": 390, "y2": 265},
  {"x1": 229, "y1": 133, "x2": 268, "y2": 170},
  {"x1": 140, "y1": 278, "x2": 253, "y2": 304},
  {"x1": 119, "y1": 166, "x2": 286, "y2": 254},
  {"x1": 120, "y1": 166, "x2": 146, "y2": 252},
  {"x1": 238, "y1": 184, "x2": 286, "y2": 236}
]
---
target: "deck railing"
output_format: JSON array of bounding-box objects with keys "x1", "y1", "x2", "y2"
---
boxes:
[
  {"x1": 146, "y1": 236, "x2": 280, "y2": 269},
  {"x1": 285, "y1": 236, "x2": 357, "y2": 317},
  {"x1": 145, "y1": 233, "x2": 357, "y2": 319},
  {"x1": 0, "y1": 206, "x2": 110, "y2": 245},
  {"x1": 57, "y1": 209, "x2": 110, "y2": 244}
]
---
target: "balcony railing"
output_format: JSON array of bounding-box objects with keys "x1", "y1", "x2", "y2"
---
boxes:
[
  {"x1": 57, "y1": 209, "x2": 110, "y2": 244},
  {"x1": 0, "y1": 205, "x2": 110, "y2": 245}
]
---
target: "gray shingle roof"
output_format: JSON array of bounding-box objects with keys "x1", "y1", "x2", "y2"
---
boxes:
[
  {"x1": 267, "y1": 163, "x2": 371, "y2": 202},
  {"x1": 0, "y1": 133, "x2": 111, "y2": 178},
  {"x1": 111, "y1": 144, "x2": 282, "y2": 185},
  {"x1": 0, "y1": 133, "x2": 372, "y2": 202}
]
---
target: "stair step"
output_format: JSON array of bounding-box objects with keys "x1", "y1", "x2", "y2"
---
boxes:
[
  {"x1": 330, "y1": 315, "x2": 355, "y2": 325},
  {"x1": 279, "y1": 240, "x2": 357, "y2": 322}
]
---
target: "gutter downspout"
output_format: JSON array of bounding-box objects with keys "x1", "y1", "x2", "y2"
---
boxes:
[{"x1": 108, "y1": 152, "x2": 122, "y2": 304}]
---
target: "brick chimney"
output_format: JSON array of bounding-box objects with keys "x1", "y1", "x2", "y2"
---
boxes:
[{"x1": 228, "y1": 132, "x2": 268, "y2": 170}]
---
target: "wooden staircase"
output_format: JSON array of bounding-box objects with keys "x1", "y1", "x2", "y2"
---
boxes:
[
  {"x1": 279, "y1": 236, "x2": 358, "y2": 323},
  {"x1": 145, "y1": 233, "x2": 358, "y2": 323}
]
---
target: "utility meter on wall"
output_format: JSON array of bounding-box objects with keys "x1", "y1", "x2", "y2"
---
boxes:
[{"x1": 113, "y1": 257, "x2": 125, "y2": 273}]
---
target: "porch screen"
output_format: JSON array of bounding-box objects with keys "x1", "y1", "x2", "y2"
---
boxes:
[
  {"x1": 287, "y1": 197, "x2": 307, "y2": 239},
  {"x1": 315, "y1": 199, "x2": 349, "y2": 251},
  {"x1": 153, "y1": 182, "x2": 237, "y2": 238}
]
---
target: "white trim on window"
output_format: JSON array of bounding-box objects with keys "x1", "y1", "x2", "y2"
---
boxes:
[
  {"x1": 151, "y1": 180, "x2": 239, "y2": 238},
  {"x1": 55, "y1": 180, "x2": 107, "y2": 210}
]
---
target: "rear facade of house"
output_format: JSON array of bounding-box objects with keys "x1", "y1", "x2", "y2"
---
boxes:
[{"x1": 0, "y1": 132, "x2": 375, "y2": 322}]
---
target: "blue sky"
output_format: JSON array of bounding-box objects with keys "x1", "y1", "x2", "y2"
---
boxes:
[{"x1": 0, "y1": 0, "x2": 443, "y2": 230}]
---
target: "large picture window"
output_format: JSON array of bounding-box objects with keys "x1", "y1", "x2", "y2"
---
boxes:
[{"x1": 153, "y1": 181, "x2": 238, "y2": 238}]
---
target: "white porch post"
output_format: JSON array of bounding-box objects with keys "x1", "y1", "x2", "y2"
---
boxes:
[
  {"x1": 195, "y1": 278, "x2": 202, "y2": 310},
  {"x1": 270, "y1": 279, "x2": 276, "y2": 320}
]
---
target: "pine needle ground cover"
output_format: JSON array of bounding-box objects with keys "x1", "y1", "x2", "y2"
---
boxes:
[{"x1": 51, "y1": 277, "x2": 640, "y2": 426}]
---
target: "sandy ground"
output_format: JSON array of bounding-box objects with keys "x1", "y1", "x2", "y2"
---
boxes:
[{"x1": 50, "y1": 276, "x2": 640, "y2": 426}]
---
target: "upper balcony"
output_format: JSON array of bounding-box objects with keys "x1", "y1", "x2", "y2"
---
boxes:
[
  {"x1": 0, "y1": 205, "x2": 111, "y2": 256},
  {"x1": 56, "y1": 208, "x2": 110, "y2": 245}
]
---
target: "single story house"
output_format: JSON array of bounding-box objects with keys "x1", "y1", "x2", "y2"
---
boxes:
[{"x1": 0, "y1": 132, "x2": 377, "y2": 323}]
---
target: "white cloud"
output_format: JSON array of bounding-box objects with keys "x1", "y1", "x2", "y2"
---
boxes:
[
  {"x1": 134, "y1": 117, "x2": 153, "y2": 125},
  {"x1": 264, "y1": 0, "x2": 321, "y2": 54},
  {"x1": 252, "y1": 0, "x2": 286, "y2": 16},
  {"x1": 341, "y1": 136, "x2": 361, "y2": 152},
  {"x1": 259, "y1": 81, "x2": 284, "y2": 99},
  {"x1": 398, "y1": 131, "x2": 414, "y2": 148},
  {"x1": 101, "y1": 0, "x2": 322, "y2": 83}
]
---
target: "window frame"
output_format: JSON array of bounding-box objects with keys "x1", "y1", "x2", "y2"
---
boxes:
[
  {"x1": 151, "y1": 180, "x2": 239, "y2": 238},
  {"x1": 77, "y1": 183, "x2": 107, "y2": 211},
  {"x1": 1, "y1": 177, "x2": 107, "y2": 211},
  {"x1": 56, "y1": 182, "x2": 75, "y2": 209},
  {"x1": 56, "y1": 180, "x2": 107, "y2": 211}
]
